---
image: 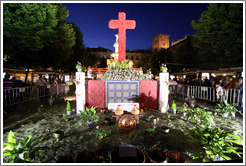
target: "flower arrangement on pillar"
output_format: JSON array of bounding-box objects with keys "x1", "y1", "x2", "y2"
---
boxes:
[
  {"x1": 76, "y1": 61, "x2": 83, "y2": 72},
  {"x1": 161, "y1": 63, "x2": 168, "y2": 73}
]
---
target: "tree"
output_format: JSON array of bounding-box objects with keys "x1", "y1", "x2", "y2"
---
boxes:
[
  {"x1": 173, "y1": 39, "x2": 200, "y2": 71},
  {"x1": 192, "y1": 3, "x2": 243, "y2": 68},
  {"x1": 3, "y1": 3, "x2": 58, "y2": 67},
  {"x1": 3, "y1": 3, "x2": 76, "y2": 82},
  {"x1": 149, "y1": 49, "x2": 174, "y2": 74},
  {"x1": 39, "y1": 4, "x2": 75, "y2": 70}
]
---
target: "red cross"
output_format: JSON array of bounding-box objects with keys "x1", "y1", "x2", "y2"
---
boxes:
[{"x1": 109, "y1": 12, "x2": 136, "y2": 62}]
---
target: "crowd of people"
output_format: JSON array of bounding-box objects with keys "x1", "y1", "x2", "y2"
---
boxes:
[{"x1": 3, "y1": 74, "x2": 62, "y2": 89}]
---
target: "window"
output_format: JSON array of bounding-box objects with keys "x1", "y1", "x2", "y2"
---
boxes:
[
  {"x1": 136, "y1": 56, "x2": 139, "y2": 60},
  {"x1": 131, "y1": 55, "x2": 134, "y2": 60}
]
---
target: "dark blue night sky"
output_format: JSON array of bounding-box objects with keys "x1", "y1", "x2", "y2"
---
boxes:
[{"x1": 63, "y1": 3, "x2": 209, "y2": 51}]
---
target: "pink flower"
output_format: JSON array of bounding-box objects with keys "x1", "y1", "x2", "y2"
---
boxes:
[
  {"x1": 153, "y1": 126, "x2": 156, "y2": 129},
  {"x1": 184, "y1": 102, "x2": 189, "y2": 107},
  {"x1": 77, "y1": 61, "x2": 81, "y2": 65},
  {"x1": 96, "y1": 126, "x2": 99, "y2": 129}
]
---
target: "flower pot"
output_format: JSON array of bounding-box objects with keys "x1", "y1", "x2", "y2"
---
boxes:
[
  {"x1": 166, "y1": 151, "x2": 189, "y2": 163},
  {"x1": 76, "y1": 151, "x2": 97, "y2": 163},
  {"x1": 147, "y1": 150, "x2": 168, "y2": 163},
  {"x1": 172, "y1": 109, "x2": 176, "y2": 114},
  {"x1": 115, "y1": 105, "x2": 123, "y2": 116},
  {"x1": 77, "y1": 68, "x2": 82, "y2": 72},
  {"x1": 67, "y1": 111, "x2": 72, "y2": 115},
  {"x1": 88, "y1": 121, "x2": 95, "y2": 129},
  {"x1": 54, "y1": 130, "x2": 64, "y2": 142},
  {"x1": 161, "y1": 126, "x2": 170, "y2": 134},
  {"x1": 149, "y1": 133, "x2": 154, "y2": 137},
  {"x1": 131, "y1": 105, "x2": 140, "y2": 115},
  {"x1": 110, "y1": 144, "x2": 146, "y2": 163},
  {"x1": 223, "y1": 112, "x2": 229, "y2": 118},
  {"x1": 167, "y1": 116, "x2": 171, "y2": 119},
  {"x1": 65, "y1": 119, "x2": 68, "y2": 122}
]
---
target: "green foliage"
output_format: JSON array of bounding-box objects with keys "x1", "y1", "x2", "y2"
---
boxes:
[
  {"x1": 37, "y1": 105, "x2": 44, "y2": 112},
  {"x1": 191, "y1": 125, "x2": 243, "y2": 162},
  {"x1": 3, "y1": 3, "x2": 76, "y2": 72},
  {"x1": 62, "y1": 114, "x2": 69, "y2": 121},
  {"x1": 3, "y1": 131, "x2": 37, "y2": 163},
  {"x1": 144, "y1": 141, "x2": 161, "y2": 153},
  {"x1": 80, "y1": 106, "x2": 99, "y2": 124},
  {"x1": 186, "y1": 107, "x2": 215, "y2": 127},
  {"x1": 165, "y1": 112, "x2": 171, "y2": 118},
  {"x1": 215, "y1": 100, "x2": 242, "y2": 118},
  {"x1": 96, "y1": 127, "x2": 108, "y2": 139},
  {"x1": 192, "y1": 3, "x2": 243, "y2": 68},
  {"x1": 66, "y1": 101, "x2": 71, "y2": 111},
  {"x1": 146, "y1": 125, "x2": 157, "y2": 134}
]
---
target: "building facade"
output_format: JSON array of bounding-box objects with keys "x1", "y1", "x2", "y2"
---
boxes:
[{"x1": 152, "y1": 34, "x2": 170, "y2": 50}]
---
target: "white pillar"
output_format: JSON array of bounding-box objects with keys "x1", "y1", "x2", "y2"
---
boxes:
[
  {"x1": 76, "y1": 71, "x2": 85, "y2": 115},
  {"x1": 159, "y1": 72, "x2": 169, "y2": 113}
]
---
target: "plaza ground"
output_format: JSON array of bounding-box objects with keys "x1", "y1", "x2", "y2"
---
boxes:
[{"x1": 3, "y1": 93, "x2": 243, "y2": 163}]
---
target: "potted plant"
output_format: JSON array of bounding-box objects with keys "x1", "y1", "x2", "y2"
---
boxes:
[
  {"x1": 181, "y1": 102, "x2": 189, "y2": 117},
  {"x1": 95, "y1": 126, "x2": 108, "y2": 140},
  {"x1": 191, "y1": 125, "x2": 243, "y2": 162},
  {"x1": 80, "y1": 106, "x2": 99, "y2": 128},
  {"x1": 37, "y1": 105, "x2": 44, "y2": 112},
  {"x1": 161, "y1": 126, "x2": 170, "y2": 134},
  {"x1": 3, "y1": 131, "x2": 37, "y2": 163},
  {"x1": 146, "y1": 125, "x2": 156, "y2": 136},
  {"x1": 171, "y1": 100, "x2": 177, "y2": 114},
  {"x1": 76, "y1": 61, "x2": 83, "y2": 72},
  {"x1": 165, "y1": 112, "x2": 171, "y2": 119},
  {"x1": 145, "y1": 142, "x2": 168, "y2": 163},
  {"x1": 62, "y1": 114, "x2": 69, "y2": 122},
  {"x1": 66, "y1": 100, "x2": 72, "y2": 115},
  {"x1": 160, "y1": 63, "x2": 168, "y2": 73},
  {"x1": 53, "y1": 129, "x2": 64, "y2": 142},
  {"x1": 215, "y1": 100, "x2": 241, "y2": 118}
]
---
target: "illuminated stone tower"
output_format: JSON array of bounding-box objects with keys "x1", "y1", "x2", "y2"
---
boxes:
[{"x1": 152, "y1": 34, "x2": 170, "y2": 50}]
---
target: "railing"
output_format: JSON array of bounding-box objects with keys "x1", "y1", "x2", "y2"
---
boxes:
[
  {"x1": 3, "y1": 84, "x2": 71, "y2": 108},
  {"x1": 169, "y1": 84, "x2": 243, "y2": 106}
]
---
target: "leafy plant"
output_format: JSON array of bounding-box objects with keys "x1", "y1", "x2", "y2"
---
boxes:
[
  {"x1": 80, "y1": 106, "x2": 99, "y2": 124},
  {"x1": 62, "y1": 114, "x2": 69, "y2": 121},
  {"x1": 95, "y1": 126, "x2": 108, "y2": 139},
  {"x1": 37, "y1": 105, "x2": 44, "y2": 112},
  {"x1": 165, "y1": 112, "x2": 171, "y2": 118},
  {"x1": 191, "y1": 125, "x2": 243, "y2": 162},
  {"x1": 186, "y1": 107, "x2": 215, "y2": 127},
  {"x1": 215, "y1": 100, "x2": 242, "y2": 118},
  {"x1": 66, "y1": 100, "x2": 71, "y2": 111},
  {"x1": 3, "y1": 131, "x2": 37, "y2": 163},
  {"x1": 146, "y1": 125, "x2": 156, "y2": 134},
  {"x1": 144, "y1": 141, "x2": 161, "y2": 154}
]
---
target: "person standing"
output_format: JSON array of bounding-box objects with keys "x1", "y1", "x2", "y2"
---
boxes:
[
  {"x1": 237, "y1": 77, "x2": 243, "y2": 113},
  {"x1": 3, "y1": 74, "x2": 13, "y2": 89}
]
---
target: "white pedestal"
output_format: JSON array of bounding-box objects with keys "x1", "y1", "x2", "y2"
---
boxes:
[
  {"x1": 76, "y1": 72, "x2": 85, "y2": 115},
  {"x1": 159, "y1": 72, "x2": 169, "y2": 113}
]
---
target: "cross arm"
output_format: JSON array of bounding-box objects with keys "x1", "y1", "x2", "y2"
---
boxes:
[{"x1": 109, "y1": 20, "x2": 119, "y2": 29}]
